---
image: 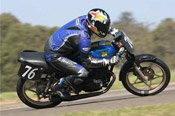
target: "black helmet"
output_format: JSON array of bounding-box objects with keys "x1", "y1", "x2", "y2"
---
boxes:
[{"x1": 87, "y1": 8, "x2": 111, "y2": 38}]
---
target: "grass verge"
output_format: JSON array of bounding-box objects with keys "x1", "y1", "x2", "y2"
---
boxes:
[
  {"x1": 58, "y1": 103, "x2": 175, "y2": 116},
  {"x1": 0, "y1": 92, "x2": 19, "y2": 104}
]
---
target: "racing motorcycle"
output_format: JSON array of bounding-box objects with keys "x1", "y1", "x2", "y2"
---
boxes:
[{"x1": 17, "y1": 31, "x2": 171, "y2": 109}]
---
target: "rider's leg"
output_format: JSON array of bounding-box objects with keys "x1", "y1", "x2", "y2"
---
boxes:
[{"x1": 49, "y1": 56, "x2": 89, "y2": 97}]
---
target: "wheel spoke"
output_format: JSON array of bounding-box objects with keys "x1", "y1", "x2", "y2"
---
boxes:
[
  {"x1": 133, "y1": 78, "x2": 138, "y2": 84},
  {"x1": 143, "y1": 81, "x2": 153, "y2": 90},
  {"x1": 24, "y1": 82, "x2": 37, "y2": 93},
  {"x1": 149, "y1": 80, "x2": 152, "y2": 87},
  {"x1": 148, "y1": 80, "x2": 155, "y2": 90},
  {"x1": 131, "y1": 77, "x2": 142, "y2": 85},
  {"x1": 28, "y1": 88, "x2": 37, "y2": 93},
  {"x1": 132, "y1": 80, "x2": 143, "y2": 85},
  {"x1": 153, "y1": 73, "x2": 163, "y2": 79}
]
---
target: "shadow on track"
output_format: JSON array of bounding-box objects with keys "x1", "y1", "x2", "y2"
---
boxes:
[{"x1": 24, "y1": 94, "x2": 139, "y2": 111}]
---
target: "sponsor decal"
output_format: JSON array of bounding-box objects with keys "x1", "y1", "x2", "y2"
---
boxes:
[
  {"x1": 82, "y1": 47, "x2": 90, "y2": 51},
  {"x1": 59, "y1": 57, "x2": 77, "y2": 65},
  {"x1": 102, "y1": 52, "x2": 107, "y2": 57}
]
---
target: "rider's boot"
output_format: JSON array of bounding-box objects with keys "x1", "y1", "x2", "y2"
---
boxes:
[
  {"x1": 51, "y1": 78, "x2": 71, "y2": 99},
  {"x1": 64, "y1": 75, "x2": 85, "y2": 94},
  {"x1": 56, "y1": 86, "x2": 71, "y2": 99},
  {"x1": 64, "y1": 75, "x2": 84, "y2": 86},
  {"x1": 64, "y1": 68, "x2": 88, "y2": 87}
]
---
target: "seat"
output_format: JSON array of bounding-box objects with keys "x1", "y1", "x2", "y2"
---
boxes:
[{"x1": 18, "y1": 50, "x2": 54, "y2": 74}]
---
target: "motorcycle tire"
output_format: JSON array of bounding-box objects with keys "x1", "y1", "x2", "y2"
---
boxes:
[
  {"x1": 121, "y1": 58, "x2": 170, "y2": 96},
  {"x1": 17, "y1": 78, "x2": 62, "y2": 109}
]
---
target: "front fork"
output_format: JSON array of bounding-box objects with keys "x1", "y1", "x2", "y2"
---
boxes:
[
  {"x1": 133, "y1": 63, "x2": 148, "y2": 82},
  {"x1": 126, "y1": 53, "x2": 148, "y2": 82}
]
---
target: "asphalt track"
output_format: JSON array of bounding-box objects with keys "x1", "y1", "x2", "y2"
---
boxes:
[{"x1": 1, "y1": 83, "x2": 175, "y2": 116}]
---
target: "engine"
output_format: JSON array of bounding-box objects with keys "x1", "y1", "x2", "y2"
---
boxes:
[{"x1": 82, "y1": 67, "x2": 111, "y2": 92}]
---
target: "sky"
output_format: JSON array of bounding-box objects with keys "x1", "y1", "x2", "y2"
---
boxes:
[{"x1": 1, "y1": 0, "x2": 175, "y2": 27}]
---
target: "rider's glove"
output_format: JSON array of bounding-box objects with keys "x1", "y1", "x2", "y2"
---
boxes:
[
  {"x1": 109, "y1": 55, "x2": 119, "y2": 65},
  {"x1": 102, "y1": 55, "x2": 119, "y2": 66},
  {"x1": 109, "y1": 27, "x2": 119, "y2": 38}
]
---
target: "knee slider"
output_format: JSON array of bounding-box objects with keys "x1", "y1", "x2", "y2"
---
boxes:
[
  {"x1": 78, "y1": 68, "x2": 89, "y2": 78},
  {"x1": 74, "y1": 68, "x2": 89, "y2": 85}
]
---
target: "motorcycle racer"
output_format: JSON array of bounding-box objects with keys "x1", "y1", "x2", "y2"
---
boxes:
[{"x1": 44, "y1": 8, "x2": 118, "y2": 98}]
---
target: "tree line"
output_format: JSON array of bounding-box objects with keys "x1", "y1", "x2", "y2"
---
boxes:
[{"x1": 1, "y1": 13, "x2": 175, "y2": 92}]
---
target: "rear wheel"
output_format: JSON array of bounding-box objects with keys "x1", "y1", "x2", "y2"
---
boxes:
[
  {"x1": 121, "y1": 58, "x2": 170, "y2": 96},
  {"x1": 17, "y1": 78, "x2": 62, "y2": 109}
]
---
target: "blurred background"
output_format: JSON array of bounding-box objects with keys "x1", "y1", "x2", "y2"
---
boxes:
[{"x1": 0, "y1": 0, "x2": 175, "y2": 92}]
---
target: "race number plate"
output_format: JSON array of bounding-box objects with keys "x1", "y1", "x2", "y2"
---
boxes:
[{"x1": 18, "y1": 62, "x2": 43, "y2": 80}]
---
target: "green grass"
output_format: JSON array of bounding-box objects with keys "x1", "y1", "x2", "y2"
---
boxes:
[
  {"x1": 0, "y1": 91, "x2": 18, "y2": 102},
  {"x1": 58, "y1": 103, "x2": 175, "y2": 116}
]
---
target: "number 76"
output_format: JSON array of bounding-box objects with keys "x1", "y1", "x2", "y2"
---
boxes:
[{"x1": 22, "y1": 65, "x2": 38, "y2": 79}]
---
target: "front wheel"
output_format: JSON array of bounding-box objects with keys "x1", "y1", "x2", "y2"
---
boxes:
[
  {"x1": 121, "y1": 58, "x2": 170, "y2": 96},
  {"x1": 17, "y1": 78, "x2": 62, "y2": 109}
]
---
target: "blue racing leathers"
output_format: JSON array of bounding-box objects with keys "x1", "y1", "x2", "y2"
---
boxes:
[{"x1": 44, "y1": 15, "x2": 109, "y2": 86}]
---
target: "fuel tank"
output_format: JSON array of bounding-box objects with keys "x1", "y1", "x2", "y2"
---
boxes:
[
  {"x1": 74, "y1": 40, "x2": 116, "y2": 64},
  {"x1": 91, "y1": 40, "x2": 116, "y2": 59}
]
